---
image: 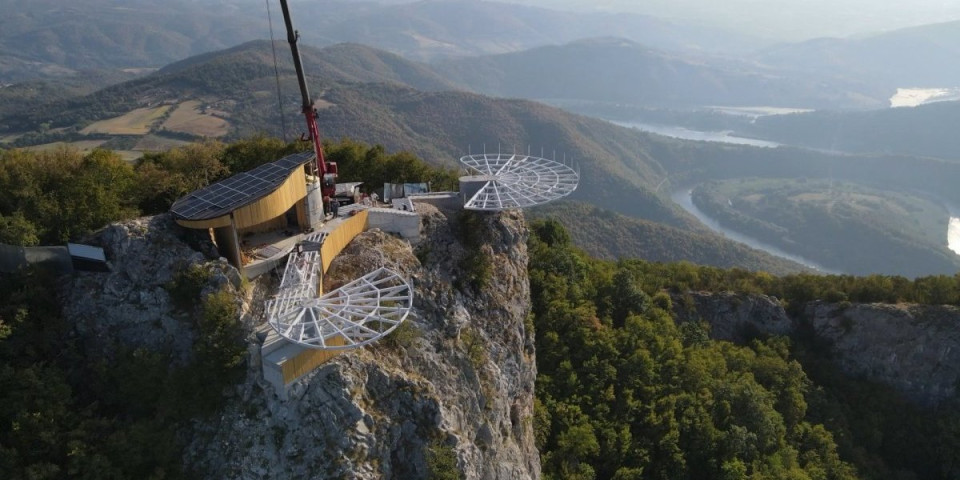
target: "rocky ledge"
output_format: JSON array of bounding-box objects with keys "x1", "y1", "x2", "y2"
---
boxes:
[{"x1": 184, "y1": 204, "x2": 539, "y2": 479}]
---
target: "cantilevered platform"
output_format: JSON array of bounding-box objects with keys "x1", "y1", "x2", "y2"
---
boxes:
[{"x1": 459, "y1": 153, "x2": 579, "y2": 210}]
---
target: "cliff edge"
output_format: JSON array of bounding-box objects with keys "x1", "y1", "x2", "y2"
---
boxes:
[{"x1": 184, "y1": 204, "x2": 539, "y2": 479}]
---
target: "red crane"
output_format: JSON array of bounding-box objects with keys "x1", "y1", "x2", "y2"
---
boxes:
[{"x1": 279, "y1": 0, "x2": 337, "y2": 199}]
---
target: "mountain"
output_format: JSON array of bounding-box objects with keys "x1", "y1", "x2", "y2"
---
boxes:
[
  {"x1": 321, "y1": 0, "x2": 764, "y2": 60},
  {"x1": 736, "y1": 100, "x2": 960, "y2": 160},
  {"x1": 755, "y1": 20, "x2": 960, "y2": 92},
  {"x1": 158, "y1": 41, "x2": 460, "y2": 92},
  {"x1": 0, "y1": 0, "x2": 759, "y2": 83},
  {"x1": 0, "y1": 40, "x2": 700, "y2": 231},
  {"x1": 0, "y1": 0, "x2": 270, "y2": 81},
  {"x1": 434, "y1": 37, "x2": 887, "y2": 109}
]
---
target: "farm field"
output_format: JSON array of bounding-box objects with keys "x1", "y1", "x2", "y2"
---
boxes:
[
  {"x1": 24, "y1": 139, "x2": 109, "y2": 153},
  {"x1": 160, "y1": 100, "x2": 230, "y2": 137},
  {"x1": 80, "y1": 106, "x2": 172, "y2": 135}
]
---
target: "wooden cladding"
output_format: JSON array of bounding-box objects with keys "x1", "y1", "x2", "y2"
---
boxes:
[
  {"x1": 320, "y1": 210, "x2": 370, "y2": 274},
  {"x1": 233, "y1": 168, "x2": 307, "y2": 230},
  {"x1": 280, "y1": 335, "x2": 346, "y2": 383},
  {"x1": 174, "y1": 168, "x2": 307, "y2": 231}
]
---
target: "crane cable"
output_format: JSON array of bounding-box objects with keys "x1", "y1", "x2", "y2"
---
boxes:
[{"x1": 265, "y1": 0, "x2": 288, "y2": 142}]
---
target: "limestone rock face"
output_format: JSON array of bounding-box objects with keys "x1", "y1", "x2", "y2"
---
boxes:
[
  {"x1": 673, "y1": 291, "x2": 960, "y2": 406},
  {"x1": 185, "y1": 203, "x2": 539, "y2": 479},
  {"x1": 805, "y1": 301, "x2": 960, "y2": 405},
  {"x1": 672, "y1": 291, "x2": 792, "y2": 343},
  {"x1": 61, "y1": 214, "x2": 240, "y2": 364}
]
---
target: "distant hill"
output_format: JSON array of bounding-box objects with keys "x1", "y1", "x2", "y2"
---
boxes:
[
  {"x1": 0, "y1": 0, "x2": 759, "y2": 83},
  {"x1": 755, "y1": 20, "x2": 960, "y2": 91},
  {"x1": 158, "y1": 41, "x2": 460, "y2": 92},
  {"x1": 529, "y1": 201, "x2": 808, "y2": 275},
  {"x1": 737, "y1": 100, "x2": 960, "y2": 160},
  {"x1": 321, "y1": 0, "x2": 764, "y2": 60},
  {"x1": 434, "y1": 38, "x2": 887, "y2": 109}
]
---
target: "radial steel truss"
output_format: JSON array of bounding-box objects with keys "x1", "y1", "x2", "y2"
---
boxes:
[
  {"x1": 460, "y1": 153, "x2": 580, "y2": 211},
  {"x1": 265, "y1": 234, "x2": 413, "y2": 350}
]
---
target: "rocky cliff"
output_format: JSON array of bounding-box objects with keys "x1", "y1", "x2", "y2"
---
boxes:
[
  {"x1": 62, "y1": 205, "x2": 538, "y2": 479},
  {"x1": 184, "y1": 204, "x2": 538, "y2": 479},
  {"x1": 62, "y1": 214, "x2": 245, "y2": 365},
  {"x1": 674, "y1": 291, "x2": 960, "y2": 406},
  {"x1": 804, "y1": 301, "x2": 960, "y2": 406}
]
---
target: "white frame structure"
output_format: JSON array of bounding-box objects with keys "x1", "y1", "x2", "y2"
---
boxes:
[
  {"x1": 265, "y1": 232, "x2": 413, "y2": 349},
  {"x1": 460, "y1": 153, "x2": 579, "y2": 211}
]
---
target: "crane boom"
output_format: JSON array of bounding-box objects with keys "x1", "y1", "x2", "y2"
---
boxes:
[{"x1": 278, "y1": 0, "x2": 336, "y2": 198}]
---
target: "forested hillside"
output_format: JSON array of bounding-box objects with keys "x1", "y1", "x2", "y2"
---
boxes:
[
  {"x1": 529, "y1": 219, "x2": 960, "y2": 479},
  {"x1": 691, "y1": 179, "x2": 960, "y2": 276},
  {"x1": 737, "y1": 101, "x2": 960, "y2": 160},
  {"x1": 528, "y1": 201, "x2": 807, "y2": 276}
]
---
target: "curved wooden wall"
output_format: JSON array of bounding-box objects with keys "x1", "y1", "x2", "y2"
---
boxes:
[{"x1": 174, "y1": 168, "x2": 307, "y2": 231}]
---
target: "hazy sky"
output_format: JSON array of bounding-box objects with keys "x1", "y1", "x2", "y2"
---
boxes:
[{"x1": 500, "y1": 0, "x2": 960, "y2": 40}]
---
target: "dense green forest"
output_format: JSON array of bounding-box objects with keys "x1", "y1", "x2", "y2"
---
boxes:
[
  {"x1": 528, "y1": 219, "x2": 960, "y2": 479},
  {"x1": 0, "y1": 261, "x2": 247, "y2": 478}
]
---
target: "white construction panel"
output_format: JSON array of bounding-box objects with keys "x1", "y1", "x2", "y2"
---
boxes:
[{"x1": 459, "y1": 153, "x2": 579, "y2": 211}]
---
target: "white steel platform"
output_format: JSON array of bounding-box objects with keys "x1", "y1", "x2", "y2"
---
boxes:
[
  {"x1": 265, "y1": 230, "x2": 413, "y2": 350},
  {"x1": 459, "y1": 153, "x2": 580, "y2": 211}
]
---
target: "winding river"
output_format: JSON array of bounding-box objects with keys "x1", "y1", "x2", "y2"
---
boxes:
[
  {"x1": 670, "y1": 189, "x2": 838, "y2": 273},
  {"x1": 614, "y1": 118, "x2": 960, "y2": 272}
]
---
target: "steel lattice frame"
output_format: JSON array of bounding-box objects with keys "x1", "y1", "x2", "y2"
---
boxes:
[
  {"x1": 460, "y1": 153, "x2": 579, "y2": 211},
  {"x1": 265, "y1": 238, "x2": 413, "y2": 349}
]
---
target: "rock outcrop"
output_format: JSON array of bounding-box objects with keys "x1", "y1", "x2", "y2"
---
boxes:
[
  {"x1": 62, "y1": 214, "x2": 244, "y2": 365},
  {"x1": 674, "y1": 291, "x2": 960, "y2": 406},
  {"x1": 805, "y1": 301, "x2": 960, "y2": 406},
  {"x1": 184, "y1": 204, "x2": 539, "y2": 479},
  {"x1": 672, "y1": 291, "x2": 792, "y2": 343}
]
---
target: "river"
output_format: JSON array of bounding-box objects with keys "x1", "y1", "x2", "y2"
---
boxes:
[
  {"x1": 614, "y1": 118, "x2": 960, "y2": 270},
  {"x1": 613, "y1": 121, "x2": 782, "y2": 148},
  {"x1": 948, "y1": 218, "x2": 960, "y2": 255},
  {"x1": 670, "y1": 189, "x2": 838, "y2": 273}
]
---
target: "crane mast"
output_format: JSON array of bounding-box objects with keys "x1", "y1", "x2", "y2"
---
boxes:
[{"x1": 279, "y1": 0, "x2": 337, "y2": 199}]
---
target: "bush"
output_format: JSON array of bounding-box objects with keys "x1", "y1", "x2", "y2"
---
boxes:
[
  {"x1": 425, "y1": 439, "x2": 460, "y2": 480},
  {"x1": 382, "y1": 320, "x2": 419, "y2": 350},
  {"x1": 165, "y1": 264, "x2": 212, "y2": 310}
]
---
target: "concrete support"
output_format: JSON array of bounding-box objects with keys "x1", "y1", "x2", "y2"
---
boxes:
[{"x1": 213, "y1": 216, "x2": 244, "y2": 275}]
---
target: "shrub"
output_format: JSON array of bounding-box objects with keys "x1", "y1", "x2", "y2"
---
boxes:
[
  {"x1": 165, "y1": 264, "x2": 212, "y2": 310},
  {"x1": 425, "y1": 439, "x2": 460, "y2": 480}
]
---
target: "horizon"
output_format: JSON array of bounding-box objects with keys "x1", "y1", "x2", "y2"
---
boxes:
[{"x1": 398, "y1": 0, "x2": 960, "y2": 41}]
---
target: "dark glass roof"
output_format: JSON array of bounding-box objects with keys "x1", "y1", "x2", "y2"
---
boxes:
[{"x1": 170, "y1": 151, "x2": 313, "y2": 221}]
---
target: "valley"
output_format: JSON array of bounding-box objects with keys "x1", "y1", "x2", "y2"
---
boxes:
[
  {"x1": 4, "y1": 2, "x2": 960, "y2": 480},
  {"x1": 688, "y1": 178, "x2": 960, "y2": 276}
]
